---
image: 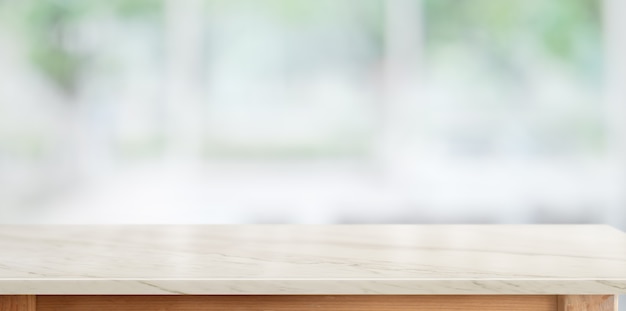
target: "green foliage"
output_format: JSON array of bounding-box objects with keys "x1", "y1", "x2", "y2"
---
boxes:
[
  {"x1": 424, "y1": 0, "x2": 602, "y2": 76},
  {"x1": 30, "y1": 48, "x2": 83, "y2": 94},
  {"x1": 0, "y1": 0, "x2": 163, "y2": 95},
  {"x1": 22, "y1": 0, "x2": 88, "y2": 94},
  {"x1": 108, "y1": 0, "x2": 162, "y2": 17},
  {"x1": 0, "y1": 0, "x2": 603, "y2": 94}
]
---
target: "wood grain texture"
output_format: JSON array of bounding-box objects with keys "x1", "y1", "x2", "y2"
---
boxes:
[
  {"x1": 0, "y1": 296, "x2": 35, "y2": 311},
  {"x1": 38, "y1": 295, "x2": 557, "y2": 311},
  {"x1": 558, "y1": 295, "x2": 617, "y2": 311}
]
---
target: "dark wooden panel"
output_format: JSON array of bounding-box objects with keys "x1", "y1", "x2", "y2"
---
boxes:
[
  {"x1": 558, "y1": 295, "x2": 617, "y2": 311},
  {"x1": 38, "y1": 295, "x2": 557, "y2": 311},
  {"x1": 0, "y1": 296, "x2": 36, "y2": 311}
]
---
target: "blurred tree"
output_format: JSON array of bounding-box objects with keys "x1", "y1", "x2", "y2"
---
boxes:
[
  {"x1": 424, "y1": 0, "x2": 602, "y2": 79},
  {"x1": 0, "y1": 0, "x2": 163, "y2": 96}
]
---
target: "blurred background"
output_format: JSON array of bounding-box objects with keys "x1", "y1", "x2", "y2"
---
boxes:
[{"x1": 0, "y1": 0, "x2": 625, "y2": 230}]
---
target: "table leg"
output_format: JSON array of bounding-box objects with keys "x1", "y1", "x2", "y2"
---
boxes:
[
  {"x1": 558, "y1": 295, "x2": 617, "y2": 311},
  {"x1": 0, "y1": 296, "x2": 36, "y2": 311}
]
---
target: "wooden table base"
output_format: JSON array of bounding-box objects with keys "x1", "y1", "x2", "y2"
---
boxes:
[{"x1": 0, "y1": 295, "x2": 617, "y2": 311}]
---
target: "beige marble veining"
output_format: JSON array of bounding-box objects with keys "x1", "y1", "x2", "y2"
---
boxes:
[{"x1": 0, "y1": 225, "x2": 625, "y2": 294}]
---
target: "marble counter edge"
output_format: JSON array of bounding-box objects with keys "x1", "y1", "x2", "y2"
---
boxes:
[{"x1": 0, "y1": 279, "x2": 625, "y2": 295}]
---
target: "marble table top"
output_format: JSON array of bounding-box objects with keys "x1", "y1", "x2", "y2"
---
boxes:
[{"x1": 0, "y1": 225, "x2": 625, "y2": 295}]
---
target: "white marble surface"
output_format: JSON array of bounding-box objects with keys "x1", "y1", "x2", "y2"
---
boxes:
[{"x1": 0, "y1": 225, "x2": 625, "y2": 294}]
